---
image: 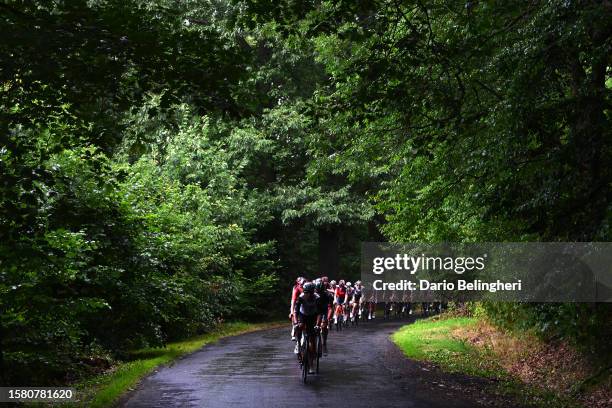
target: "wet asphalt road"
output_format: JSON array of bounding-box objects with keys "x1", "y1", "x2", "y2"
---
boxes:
[{"x1": 121, "y1": 319, "x2": 489, "y2": 408}]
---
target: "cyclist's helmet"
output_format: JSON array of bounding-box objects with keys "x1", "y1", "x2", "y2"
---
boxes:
[
  {"x1": 296, "y1": 277, "x2": 305, "y2": 285},
  {"x1": 330, "y1": 280, "x2": 337, "y2": 286},
  {"x1": 339, "y1": 279, "x2": 345, "y2": 286},
  {"x1": 321, "y1": 276, "x2": 329, "y2": 284},
  {"x1": 355, "y1": 280, "x2": 362, "y2": 286},
  {"x1": 303, "y1": 282, "x2": 315, "y2": 293},
  {"x1": 314, "y1": 278, "x2": 323, "y2": 291},
  {"x1": 346, "y1": 282, "x2": 352, "y2": 287}
]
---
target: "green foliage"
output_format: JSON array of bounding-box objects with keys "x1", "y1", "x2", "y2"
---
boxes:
[
  {"x1": 2, "y1": 0, "x2": 610, "y2": 387},
  {"x1": 240, "y1": 0, "x2": 612, "y2": 352},
  {"x1": 298, "y1": 1, "x2": 611, "y2": 243},
  {"x1": 483, "y1": 303, "x2": 612, "y2": 355},
  {"x1": 1, "y1": 101, "x2": 278, "y2": 384},
  {"x1": 233, "y1": 273, "x2": 280, "y2": 319},
  {"x1": 280, "y1": 184, "x2": 373, "y2": 226}
]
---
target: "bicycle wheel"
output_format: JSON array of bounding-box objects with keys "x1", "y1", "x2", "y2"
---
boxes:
[
  {"x1": 297, "y1": 331, "x2": 303, "y2": 367},
  {"x1": 316, "y1": 333, "x2": 322, "y2": 374},
  {"x1": 302, "y1": 333, "x2": 309, "y2": 383}
]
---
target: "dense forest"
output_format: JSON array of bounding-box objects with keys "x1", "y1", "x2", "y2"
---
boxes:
[{"x1": 1, "y1": 0, "x2": 610, "y2": 385}]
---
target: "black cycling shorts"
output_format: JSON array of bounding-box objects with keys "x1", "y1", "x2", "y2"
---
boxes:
[{"x1": 298, "y1": 313, "x2": 317, "y2": 327}]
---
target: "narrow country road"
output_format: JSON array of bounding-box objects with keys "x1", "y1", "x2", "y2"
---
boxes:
[{"x1": 122, "y1": 319, "x2": 510, "y2": 408}]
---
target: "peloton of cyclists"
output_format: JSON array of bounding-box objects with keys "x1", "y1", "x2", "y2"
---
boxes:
[
  {"x1": 291, "y1": 278, "x2": 371, "y2": 337},
  {"x1": 289, "y1": 275, "x2": 443, "y2": 375}
]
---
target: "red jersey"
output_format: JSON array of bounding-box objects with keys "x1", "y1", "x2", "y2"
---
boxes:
[{"x1": 291, "y1": 284, "x2": 303, "y2": 302}]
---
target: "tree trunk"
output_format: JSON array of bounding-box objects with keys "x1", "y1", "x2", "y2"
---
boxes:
[
  {"x1": 563, "y1": 49, "x2": 610, "y2": 240},
  {"x1": 318, "y1": 225, "x2": 339, "y2": 279},
  {"x1": 368, "y1": 218, "x2": 386, "y2": 242}
]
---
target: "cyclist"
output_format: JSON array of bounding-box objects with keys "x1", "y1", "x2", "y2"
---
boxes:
[
  {"x1": 333, "y1": 280, "x2": 347, "y2": 326},
  {"x1": 351, "y1": 280, "x2": 364, "y2": 321},
  {"x1": 401, "y1": 289, "x2": 412, "y2": 316},
  {"x1": 320, "y1": 276, "x2": 334, "y2": 338},
  {"x1": 345, "y1": 282, "x2": 354, "y2": 325},
  {"x1": 327, "y1": 279, "x2": 336, "y2": 326},
  {"x1": 329, "y1": 280, "x2": 337, "y2": 299},
  {"x1": 314, "y1": 278, "x2": 332, "y2": 355},
  {"x1": 367, "y1": 288, "x2": 377, "y2": 320},
  {"x1": 422, "y1": 302, "x2": 430, "y2": 316},
  {"x1": 385, "y1": 291, "x2": 396, "y2": 319},
  {"x1": 294, "y1": 282, "x2": 325, "y2": 374},
  {"x1": 289, "y1": 277, "x2": 305, "y2": 346}
]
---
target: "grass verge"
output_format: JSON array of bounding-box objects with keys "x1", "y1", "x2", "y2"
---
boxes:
[
  {"x1": 391, "y1": 316, "x2": 505, "y2": 378},
  {"x1": 67, "y1": 320, "x2": 284, "y2": 408},
  {"x1": 391, "y1": 316, "x2": 585, "y2": 407}
]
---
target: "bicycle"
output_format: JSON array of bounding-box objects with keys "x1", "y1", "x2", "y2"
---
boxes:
[
  {"x1": 350, "y1": 301, "x2": 359, "y2": 327},
  {"x1": 320, "y1": 320, "x2": 329, "y2": 356},
  {"x1": 343, "y1": 303, "x2": 351, "y2": 328},
  {"x1": 299, "y1": 326, "x2": 322, "y2": 383},
  {"x1": 383, "y1": 302, "x2": 392, "y2": 319},
  {"x1": 360, "y1": 302, "x2": 368, "y2": 323},
  {"x1": 401, "y1": 302, "x2": 412, "y2": 317},
  {"x1": 315, "y1": 328, "x2": 323, "y2": 372},
  {"x1": 367, "y1": 300, "x2": 377, "y2": 320},
  {"x1": 334, "y1": 303, "x2": 344, "y2": 331}
]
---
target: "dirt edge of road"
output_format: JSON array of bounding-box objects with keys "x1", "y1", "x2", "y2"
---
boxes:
[{"x1": 382, "y1": 330, "x2": 525, "y2": 408}]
